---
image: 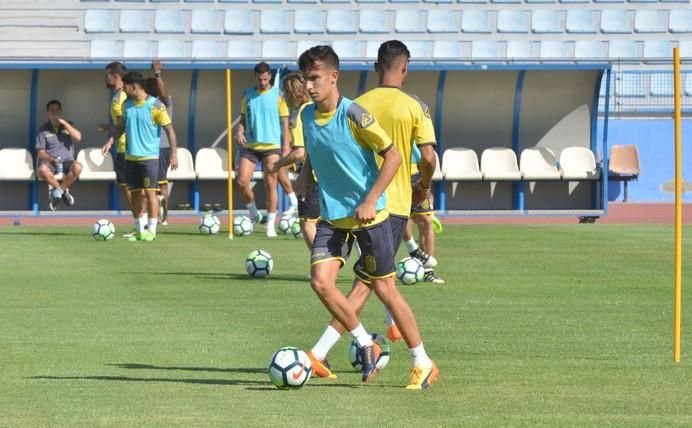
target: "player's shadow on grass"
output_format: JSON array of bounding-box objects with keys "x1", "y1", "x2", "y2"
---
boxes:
[
  {"x1": 107, "y1": 363, "x2": 266, "y2": 374},
  {"x1": 127, "y1": 271, "x2": 309, "y2": 283},
  {"x1": 0, "y1": 231, "x2": 75, "y2": 236},
  {"x1": 29, "y1": 375, "x2": 267, "y2": 387}
]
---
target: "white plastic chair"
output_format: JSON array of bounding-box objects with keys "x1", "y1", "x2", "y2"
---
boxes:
[
  {"x1": 480, "y1": 147, "x2": 522, "y2": 181},
  {"x1": 559, "y1": 147, "x2": 600, "y2": 180},
  {"x1": 167, "y1": 148, "x2": 197, "y2": 180},
  {"x1": 0, "y1": 148, "x2": 35, "y2": 180},
  {"x1": 196, "y1": 147, "x2": 234, "y2": 180},
  {"x1": 77, "y1": 148, "x2": 116, "y2": 181},
  {"x1": 520, "y1": 147, "x2": 561, "y2": 180},
  {"x1": 441, "y1": 148, "x2": 483, "y2": 181},
  {"x1": 432, "y1": 152, "x2": 443, "y2": 181}
]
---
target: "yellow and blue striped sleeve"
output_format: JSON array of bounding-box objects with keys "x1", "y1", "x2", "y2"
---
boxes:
[
  {"x1": 152, "y1": 101, "x2": 172, "y2": 127},
  {"x1": 346, "y1": 102, "x2": 392, "y2": 155},
  {"x1": 290, "y1": 104, "x2": 307, "y2": 148}
]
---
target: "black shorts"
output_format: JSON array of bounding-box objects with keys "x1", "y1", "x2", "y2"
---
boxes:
[
  {"x1": 38, "y1": 159, "x2": 75, "y2": 176},
  {"x1": 239, "y1": 146, "x2": 281, "y2": 165},
  {"x1": 411, "y1": 173, "x2": 434, "y2": 216},
  {"x1": 126, "y1": 159, "x2": 159, "y2": 191},
  {"x1": 115, "y1": 152, "x2": 127, "y2": 185},
  {"x1": 353, "y1": 215, "x2": 406, "y2": 282},
  {"x1": 298, "y1": 185, "x2": 320, "y2": 221},
  {"x1": 311, "y1": 219, "x2": 396, "y2": 280},
  {"x1": 158, "y1": 148, "x2": 170, "y2": 184}
]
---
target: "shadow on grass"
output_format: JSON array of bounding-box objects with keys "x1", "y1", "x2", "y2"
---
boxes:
[
  {"x1": 0, "y1": 231, "x2": 77, "y2": 236},
  {"x1": 28, "y1": 375, "x2": 267, "y2": 386},
  {"x1": 125, "y1": 271, "x2": 309, "y2": 283},
  {"x1": 107, "y1": 363, "x2": 266, "y2": 374}
]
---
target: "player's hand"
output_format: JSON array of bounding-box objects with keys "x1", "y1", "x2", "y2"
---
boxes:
[
  {"x1": 57, "y1": 117, "x2": 68, "y2": 126},
  {"x1": 101, "y1": 140, "x2": 113, "y2": 157},
  {"x1": 266, "y1": 163, "x2": 279, "y2": 175},
  {"x1": 169, "y1": 152, "x2": 178, "y2": 170},
  {"x1": 282, "y1": 146, "x2": 291, "y2": 157},
  {"x1": 354, "y1": 201, "x2": 376, "y2": 225},
  {"x1": 151, "y1": 60, "x2": 162, "y2": 73},
  {"x1": 236, "y1": 132, "x2": 246, "y2": 146},
  {"x1": 97, "y1": 123, "x2": 110, "y2": 133},
  {"x1": 412, "y1": 181, "x2": 431, "y2": 205}
]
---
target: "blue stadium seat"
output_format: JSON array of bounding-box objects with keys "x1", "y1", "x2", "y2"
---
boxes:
[
  {"x1": 359, "y1": 10, "x2": 389, "y2": 34},
  {"x1": 594, "y1": 0, "x2": 624, "y2": 2},
  {"x1": 219, "y1": 0, "x2": 249, "y2": 2},
  {"x1": 327, "y1": 10, "x2": 356, "y2": 34},
  {"x1": 390, "y1": 0, "x2": 420, "y2": 2},
  {"x1": 681, "y1": 40, "x2": 692, "y2": 59},
  {"x1": 356, "y1": 0, "x2": 385, "y2": 2},
  {"x1": 574, "y1": 40, "x2": 603, "y2": 58},
  {"x1": 649, "y1": 72, "x2": 674, "y2": 97},
  {"x1": 115, "y1": 0, "x2": 145, "y2": 2},
  {"x1": 150, "y1": 0, "x2": 181, "y2": 2},
  {"x1": 643, "y1": 40, "x2": 672, "y2": 62},
  {"x1": 497, "y1": 10, "x2": 527, "y2": 33},
  {"x1": 531, "y1": 10, "x2": 562, "y2": 34},
  {"x1": 427, "y1": 10, "x2": 457, "y2": 33},
  {"x1": 615, "y1": 73, "x2": 646, "y2": 97},
  {"x1": 406, "y1": 41, "x2": 430, "y2": 59},
  {"x1": 119, "y1": 9, "x2": 150, "y2": 33},
  {"x1": 192, "y1": 40, "x2": 221, "y2": 58},
  {"x1": 628, "y1": 0, "x2": 656, "y2": 2},
  {"x1": 458, "y1": 0, "x2": 488, "y2": 3},
  {"x1": 506, "y1": 40, "x2": 533, "y2": 58},
  {"x1": 331, "y1": 40, "x2": 361, "y2": 58},
  {"x1": 254, "y1": 0, "x2": 281, "y2": 3},
  {"x1": 260, "y1": 10, "x2": 289, "y2": 34},
  {"x1": 289, "y1": 0, "x2": 317, "y2": 3},
  {"x1": 471, "y1": 40, "x2": 499, "y2": 58},
  {"x1": 262, "y1": 40, "x2": 291, "y2": 58},
  {"x1": 85, "y1": 10, "x2": 115, "y2": 33},
  {"x1": 566, "y1": 10, "x2": 596, "y2": 34},
  {"x1": 527, "y1": 0, "x2": 555, "y2": 3},
  {"x1": 608, "y1": 40, "x2": 637, "y2": 59},
  {"x1": 634, "y1": 10, "x2": 665, "y2": 33},
  {"x1": 560, "y1": 0, "x2": 588, "y2": 2},
  {"x1": 294, "y1": 10, "x2": 324, "y2": 34},
  {"x1": 123, "y1": 39, "x2": 152, "y2": 58},
  {"x1": 669, "y1": 10, "x2": 692, "y2": 33},
  {"x1": 227, "y1": 41, "x2": 256, "y2": 58},
  {"x1": 224, "y1": 10, "x2": 254, "y2": 35},
  {"x1": 395, "y1": 10, "x2": 425, "y2": 33},
  {"x1": 539, "y1": 41, "x2": 567, "y2": 58},
  {"x1": 365, "y1": 41, "x2": 380, "y2": 59},
  {"x1": 184, "y1": 0, "x2": 214, "y2": 2},
  {"x1": 424, "y1": 0, "x2": 453, "y2": 3},
  {"x1": 461, "y1": 10, "x2": 491, "y2": 33},
  {"x1": 155, "y1": 10, "x2": 184, "y2": 33},
  {"x1": 296, "y1": 40, "x2": 324, "y2": 57},
  {"x1": 157, "y1": 40, "x2": 186, "y2": 58},
  {"x1": 90, "y1": 40, "x2": 118, "y2": 58},
  {"x1": 491, "y1": 0, "x2": 521, "y2": 3},
  {"x1": 191, "y1": 9, "x2": 220, "y2": 34},
  {"x1": 601, "y1": 10, "x2": 631, "y2": 34},
  {"x1": 433, "y1": 41, "x2": 461, "y2": 58},
  {"x1": 686, "y1": 75, "x2": 692, "y2": 97},
  {"x1": 322, "y1": 0, "x2": 350, "y2": 3},
  {"x1": 661, "y1": 0, "x2": 692, "y2": 2}
]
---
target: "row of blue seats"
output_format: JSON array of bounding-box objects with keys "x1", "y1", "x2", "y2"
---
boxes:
[
  {"x1": 90, "y1": 39, "x2": 691, "y2": 60},
  {"x1": 85, "y1": 8, "x2": 692, "y2": 35},
  {"x1": 81, "y1": 0, "x2": 692, "y2": 4}
]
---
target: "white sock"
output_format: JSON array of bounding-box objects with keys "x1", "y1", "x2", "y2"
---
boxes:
[
  {"x1": 409, "y1": 343, "x2": 433, "y2": 368},
  {"x1": 310, "y1": 325, "x2": 342, "y2": 361},
  {"x1": 287, "y1": 192, "x2": 298, "y2": 208},
  {"x1": 142, "y1": 213, "x2": 149, "y2": 228},
  {"x1": 266, "y1": 212, "x2": 277, "y2": 229},
  {"x1": 246, "y1": 202, "x2": 258, "y2": 219},
  {"x1": 384, "y1": 306, "x2": 395, "y2": 327},
  {"x1": 350, "y1": 323, "x2": 373, "y2": 348},
  {"x1": 405, "y1": 238, "x2": 419, "y2": 253},
  {"x1": 148, "y1": 218, "x2": 157, "y2": 234},
  {"x1": 136, "y1": 216, "x2": 147, "y2": 233}
]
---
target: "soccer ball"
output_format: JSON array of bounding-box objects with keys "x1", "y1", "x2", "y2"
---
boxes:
[
  {"x1": 246, "y1": 249, "x2": 273, "y2": 278},
  {"x1": 232, "y1": 215, "x2": 254, "y2": 237},
  {"x1": 199, "y1": 214, "x2": 220, "y2": 235},
  {"x1": 289, "y1": 220, "x2": 302, "y2": 238},
  {"x1": 396, "y1": 257, "x2": 425, "y2": 285},
  {"x1": 92, "y1": 219, "x2": 115, "y2": 241},
  {"x1": 268, "y1": 347, "x2": 312, "y2": 389},
  {"x1": 348, "y1": 332, "x2": 391, "y2": 371},
  {"x1": 277, "y1": 215, "x2": 297, "y2": 235}
]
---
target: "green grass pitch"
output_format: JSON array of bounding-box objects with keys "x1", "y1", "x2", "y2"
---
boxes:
[{"x1": 1, "y1": 223, "x2": 691, "y2": 426}]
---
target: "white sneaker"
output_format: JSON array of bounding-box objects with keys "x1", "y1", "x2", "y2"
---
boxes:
[
  {"x1": 266, "y1": 227, "x2": 277, "y2": 238},
  {"x1": 61, "y1": 189, "x2": 75, "y2": 207},
  {"x1": 282, "y1": 206, "x2": 298, "y2": 217}
]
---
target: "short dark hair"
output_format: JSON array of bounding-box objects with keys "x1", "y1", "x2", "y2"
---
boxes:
[
  {"x1": 298, "y1": 45, "x2": 340, "y2": 73},
  {"x1": 145, "y1": 77, "x2": 159, "y2": 97},
  {"x1": 377, "y1": 40, "x2": 411, "y2": 70},
  {"x1": 123, "y1": 71, "x2": 146, "y2": 87},
  {"x1": 254, "y1": 62, "x2": 271, "y2": 75},
  {"x1": 46, "y1": 100, "x2": 62, "y2": 111},
  {"x1": 105, "y1": 61, "x2": 127, "y2": 77}
]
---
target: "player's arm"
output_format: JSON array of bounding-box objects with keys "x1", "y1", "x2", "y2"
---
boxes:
[
  {"x1": 57, "y1": 119, "x2": 82, "y2": 143},
  {"x1": 236, "y1": 96, "x2": 247, "y2": 145},
  {"x1": 413, "y1": 145, "x2": 437, "y2": 204},
  {"x1": 293, "y1": 154, "x2": 314, "y2": 196},
  {"x1": 267, "y1": 146, "x2": 305, "y2": 174},
  {"x1": 153, "y1": 101, "x2": 178, "y2": 170},
  {"x1": 279, "y1": 97, "x2": 291, "y2": 156},
  {"x1": 152, "y1": 61, "x2": 170, "y2": 107}
]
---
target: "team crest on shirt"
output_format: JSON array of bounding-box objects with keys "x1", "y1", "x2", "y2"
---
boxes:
[
  {"x1": 365, "y1": 255, "x2": 377, "y2": 273},
  {"x1": 423, "y1": 106, "x2": 431, "y2": 119},
  {"x1": 143, "y1": 177, "x2": 150, "y2": 188},
  {"x1": 360, "y1": 113, "x2": 374, "y2": 128}
]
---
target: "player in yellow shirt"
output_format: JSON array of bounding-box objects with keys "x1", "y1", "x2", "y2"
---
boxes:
[{"x1": 305, "y1": 41, "x2": 439, "y2": 390}]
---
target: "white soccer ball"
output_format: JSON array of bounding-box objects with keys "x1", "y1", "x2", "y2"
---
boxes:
[
  {"x1": 277, "y1": 215, "x2": 297, "y2": 235},
  {"x1": 268, "y1": 347, "x2": 312, "y2": 389},
  {"x1": 348, "y1": 332, "x2": 391, "y2": 371},
  {"x1": 199, "y1": 214, "x2": 221, "y2": 235},
  {"x1": 396, "y1": 257, "x2": 425, "y2": 285},
  {"x1": 92, "y1": 219, "x2": 115, "y2": 241},
  {"x1": 289, "y1": 220, "x2": 302, "y2": 239},
  {"x1": 246, "y1": 249, "x2": 273, "y2": 278},
  {"x1": 232, "y1": 215, "x2": 254, "y2": 237}
]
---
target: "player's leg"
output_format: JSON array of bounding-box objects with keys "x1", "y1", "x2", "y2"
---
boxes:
[
  {"x1": 116, "y1": 153, "x2": 139, "y2": 237},
  {"x1": 38, "y1": 162, "x2": 62, "y2": 210},
  {"x1": 236, "y1": 148, "x2": 261, "y2": 223},
  {"x1": 406, "y1": 195, "x2": 438, "y2": 269},
  {"x1": 298, "y1": 185, "x2": 320, "y2": 251},
  {"x1": 157, "y1": 148, "x2": 170, "y2": 225},
  {"x1": 414, "y1": 214, "x2": 444, "y2": 284},
  {"x1": 262, "y1": 152, "x2": 280, "y2": 237},
  {"x1": 142, "y1": 159, "x2": 160, "y2": 240},
  {"x1": 57, "y1": 161, "x2": 81, "y2": 207},
  {"x1": 277, "y1": 166, "x2": 298, "y2": 216}
]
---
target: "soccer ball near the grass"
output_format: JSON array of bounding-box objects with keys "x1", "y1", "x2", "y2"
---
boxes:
[
  {"x1": 396, "y1": 257, "x2": 425, "y2": 285},
  {"x1": 289, "y1": 220, "x2": 302, "y2": 238},
  {"x1": 268, "y1": 347, "x2": 312, "y2": 389},
  {"x1": 277, "y1": 215, "x2": 297, "y2": 235},
  {"x1": 348, "y1": 332, "x2": 390, "y2": 371},
  {"x1": 246, "y1": 249, "x2": 273, "y2": 278},
  {"x1": 92, "y1": 219, "x2": 115, "y2": 241},
  {"x1": 232, "y1": 215, "x2": 254, "y2": 237},
  {"x1": 199, "y1": 214, "x2": 221, "y2": 235}
]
